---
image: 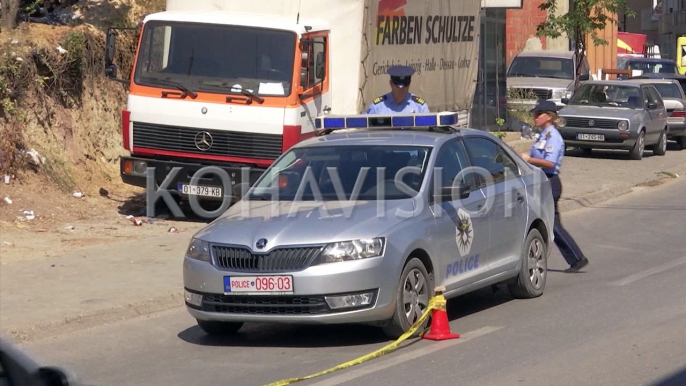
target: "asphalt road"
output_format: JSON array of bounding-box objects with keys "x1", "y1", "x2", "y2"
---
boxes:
[{"x1": 21, "y1": 177, "x2": 686, "y2": 386}]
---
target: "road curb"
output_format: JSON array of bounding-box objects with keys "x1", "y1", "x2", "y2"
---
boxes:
[
  {"x1": 7, "y1": 292, "x2": 184, "y2": 343},
  {"x1": 558, "y1": 175, "x2": 679, "y2": 214},
  {"x1": 558, "y1": 183, "x2": 635, "y2": 213}
]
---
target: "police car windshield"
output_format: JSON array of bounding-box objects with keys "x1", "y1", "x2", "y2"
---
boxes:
[
  {"x1": 569, "y1": 84, "x2": 643, "y2": 108},
  {"x1": 134, "y1": 21, "x2": 296, "y2": 96},
  {"x1": 248, "y1": 145, "x2": 432, "y2": 201}
]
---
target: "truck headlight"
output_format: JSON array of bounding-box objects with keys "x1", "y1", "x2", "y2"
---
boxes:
[
  {"x1": 617, "y1": 120, "x2": 629, "y2": 131},
  {"x1": 557, "y1": 117, "x2": 566, "y2": 127},
  {"x1": 186, "y1": 238, "x2": 211, "y2": 262},
  {"x1": 318, "y1": 238, "x2": 385, "y2": 264}
]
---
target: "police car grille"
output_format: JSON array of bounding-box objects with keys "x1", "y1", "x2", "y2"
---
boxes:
[
  {"x1": 212, "y1": 246, "x2": 323, "y2": 272},
  {"x1": 564, "y1": 117, "x2": 618, "y2": 129},
  {"x1": 132, "y1": 122, "x2": 283, "y2": 159},
  {"x1": 201, "y1": 295, "x2": 330, "y2": 315}
]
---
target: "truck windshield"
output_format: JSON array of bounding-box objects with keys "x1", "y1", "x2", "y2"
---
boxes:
[
  {"x1": 248, "y1": 145, "x2": 432, "y2": 201},
  {"x1": 134, "y1": 21, "x2": 296, "y2": 96},
  {"x1": 569, "y1": 84, "x2": 643, "y2": 108},
  {"x1": 507, "y1": 57, "x2": 574, "y2": 79}
]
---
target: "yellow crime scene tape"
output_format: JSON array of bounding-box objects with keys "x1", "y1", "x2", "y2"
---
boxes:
[{"x1": 263, "y1": 294, "x2": 448, "y2": 386}]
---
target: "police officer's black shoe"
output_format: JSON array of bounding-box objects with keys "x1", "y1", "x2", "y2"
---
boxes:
[{"x1": 564, "y1": 257, "x2": 589, "y2": 273}]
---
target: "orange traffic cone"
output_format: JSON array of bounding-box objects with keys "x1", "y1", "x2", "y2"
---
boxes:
[{"x1": 422, "y1": 287, "x2": 460, "y2": 341}]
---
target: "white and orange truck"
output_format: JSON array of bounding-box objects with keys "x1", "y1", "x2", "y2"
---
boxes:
[{"x1": 105, "y1": 0, "x2": 481, "y2": 211}]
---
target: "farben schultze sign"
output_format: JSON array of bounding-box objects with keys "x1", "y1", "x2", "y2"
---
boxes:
[{"x1": 361, "y1": 0, "x2": 481, "y2": 112}]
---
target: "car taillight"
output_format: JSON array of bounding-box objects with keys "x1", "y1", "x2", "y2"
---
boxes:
[
  {"x1": 122, "y1": 110, "x2": 131, "y2": 150},
  {"x1": 670, "y1": 110, "x2": 686, "y2": 118},
  {"x1": 282, "y1": 125, "x2": 302, "y2": 152}
]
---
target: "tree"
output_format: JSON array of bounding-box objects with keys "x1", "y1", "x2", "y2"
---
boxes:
[
  {"x1": 1, "y1": 0, "x2": 20, "y2": 31},
  {"x1": 535, "y1": 0, "x2": 635, "y2": 88}
]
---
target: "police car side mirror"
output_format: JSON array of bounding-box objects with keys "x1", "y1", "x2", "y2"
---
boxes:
[{"x1": 561, "y1": 97, "x2": 569, "y2": 105}]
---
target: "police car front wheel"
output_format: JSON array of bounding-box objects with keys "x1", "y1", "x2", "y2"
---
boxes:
[{"x1": 383, "y1": 257, "x2": 434, "y2": 339}]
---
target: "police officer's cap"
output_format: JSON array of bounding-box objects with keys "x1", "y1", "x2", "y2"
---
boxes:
[
  {"x1": 388, "y1": 65, "x2": 414, "y2": 88},
  {"x1": 530, "y1": 100, "x2": 558, "y2": 114}
]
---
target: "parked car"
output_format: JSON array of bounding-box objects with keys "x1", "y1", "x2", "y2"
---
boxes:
[
  {"x1": 506, "y1": 50, "x2": 591, "y2": 109},
  {"x1": 183, "y1": 113, "x2": 555, "y2": 338},
  {"x1": 616, "y1": 57, "x2": 678, "y2": 79},
  {"x1": 631, "y1": 74, "x2": 686, "y2": 149},
  {"x1": 558, "y1": 80, "x2": 668, "y2": 160}
]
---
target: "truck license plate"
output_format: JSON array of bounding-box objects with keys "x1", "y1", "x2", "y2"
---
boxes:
[
  {"x1": 178, "y1": 183, "x2": 222, "y2": 197},
  {"x1": 224, "y1": 276, "x2": 294, "y2": 295},
  {"x1": 577, "y1": 133, "x2": 605, "y2": 141}
]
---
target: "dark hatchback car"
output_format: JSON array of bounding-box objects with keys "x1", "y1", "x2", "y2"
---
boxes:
[{"x1": 617, "y1": 58, "x2": 678, "y2": 79}]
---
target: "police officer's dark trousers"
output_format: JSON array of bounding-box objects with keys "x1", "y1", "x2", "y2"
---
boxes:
[{"x1": 548, "y1": 174, "x2": 585, "y2": 265}]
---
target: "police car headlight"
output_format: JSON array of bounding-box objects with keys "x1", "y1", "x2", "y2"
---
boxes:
[
  {"x1": 557, "y1": 117, "x2": 566, "y2": 127},
  {"x1": 318, "y1": 238, "x2": 385, "y2": 264},
  {"x1": 617, "y1": 120, "x2": 629, "y2": 131},
  {"x1": 186, "y1": 238, "x2": 211, "y2": 262}
]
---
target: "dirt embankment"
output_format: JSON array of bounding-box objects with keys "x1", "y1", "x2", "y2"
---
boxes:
[{"x1": 0, "y1": 0, "x2": 182, "y2": 264}]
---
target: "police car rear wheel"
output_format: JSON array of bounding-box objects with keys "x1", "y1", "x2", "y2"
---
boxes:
[
  {"x1": 508, "y1": 229, "x2": 547, "y2": 299},
  {"x1": 382, "y1": 258, "x2": 433, "y2": 339},
  {"x1": 196, "y1": 319, "x2": 244, "y2": 335}
]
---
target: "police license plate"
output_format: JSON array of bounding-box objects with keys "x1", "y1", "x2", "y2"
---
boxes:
[
  {"x1": 577, "y1": 133, "x2": 605, "y2": 141},
  {"x1": 224, "y1": 276, "x2": 294, "y2": 295},
  {"x1": 178, "y1": 183, "x2": 222, "y2": 197}
]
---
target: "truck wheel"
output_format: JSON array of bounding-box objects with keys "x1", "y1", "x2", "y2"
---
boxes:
[
  {"x1": 197, "y1": 319, "x2": 243, "y2": 335},
  {"x1": 382, "y1": 258, "x2": 434, "y2": 339},
  {"x1": 630, "y1": 131, "x2": 645, "y2": 160},
  {"x1": 508, "y1": 229, "x2": 547, "y2": 299},
  {"x1": 652, "y1": 130, "x2": 667, "y2": 156}
]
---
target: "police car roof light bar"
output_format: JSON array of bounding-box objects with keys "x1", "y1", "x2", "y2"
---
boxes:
[{"x1": 315, "y1": 112, "x2": 459, "y2": 130}]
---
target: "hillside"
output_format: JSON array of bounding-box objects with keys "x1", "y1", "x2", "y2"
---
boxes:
[{"x1": 0, "y1": 0, "x2": 181, "y2": 263}]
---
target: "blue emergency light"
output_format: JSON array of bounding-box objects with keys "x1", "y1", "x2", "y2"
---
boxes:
[{"x1": 314, "y1": 112, "x2": 459, "y2": 130}]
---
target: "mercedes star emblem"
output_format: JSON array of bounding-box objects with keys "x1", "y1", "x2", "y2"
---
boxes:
[
  {"x1": 256, "y1": 238, "x2": 268, "y2": 249},
  {"x1": 588, "y1": 119, "x2": 595, "y2": 127},
  {"x1": 194, "y1": 131, "x2": 213, "y2": 151}
]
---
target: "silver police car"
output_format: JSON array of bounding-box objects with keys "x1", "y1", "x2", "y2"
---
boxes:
[{"x1": 183, "y1": 113, "x2": 555, "y2": 338}]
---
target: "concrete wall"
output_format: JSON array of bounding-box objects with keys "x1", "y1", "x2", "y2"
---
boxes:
[{"x1": 546, "y1": 0, "x2": 570, "y2": 50}]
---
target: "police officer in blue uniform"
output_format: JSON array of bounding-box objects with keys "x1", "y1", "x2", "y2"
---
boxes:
[
  {"x1": 366, "y1": 65, "x2": 430, "y2": 114},
  {"x1": 521, "y1": 100, "x2": 590, "y2": 273}
]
